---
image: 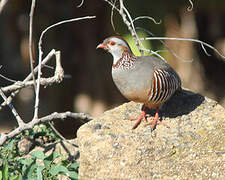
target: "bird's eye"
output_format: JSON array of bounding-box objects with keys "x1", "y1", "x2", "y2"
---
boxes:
[{"x1": 109, "y1": 41, "x2": 116, "y2": 46}]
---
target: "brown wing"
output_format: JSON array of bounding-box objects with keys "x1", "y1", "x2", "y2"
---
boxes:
[{"x1": 148, "y1": 68, "x2": 181, "y2": 104}]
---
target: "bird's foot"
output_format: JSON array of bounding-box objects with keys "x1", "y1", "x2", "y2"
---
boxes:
[
  {"x1": 144, "y1": 108, "x2": 169, "y2": 130},
  {"x1": 128, "y1": 114, "x2": 150, "y2": 122},
  {"x1": 127, "y1": 106, "x2": 149, "y2": 129},
  {"x1": 128, "y1": 106, "x2": 169, "y2": 130},
  {"x1": 144, "y1": 118, "x2": 170, "y2": 131}
]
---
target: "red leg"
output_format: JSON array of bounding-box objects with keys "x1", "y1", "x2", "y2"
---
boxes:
[
  {"x1": 132, "y1": 106, "x2": 149, "y2": 129},
  {"x1": 144, "y1": 107, "x2": 169, "y2": 130}
]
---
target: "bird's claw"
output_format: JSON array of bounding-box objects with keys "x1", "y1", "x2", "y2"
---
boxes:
[{"x1": 144, "y1": 118, "x2": 170, "y2": 131}]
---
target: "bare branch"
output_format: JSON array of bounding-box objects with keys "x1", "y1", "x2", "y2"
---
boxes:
[
  {"x1": 119, "y1": 0, "x2": 143, "y2": 55},
  {"x1": 142, "y1": 37, "x2": 225, "y2": 59},
  {"x1": 34, "y1": 16, "x2": 96, "y2": 119},
  {"x1": 0, "y1": 50, "x2": 63, "y2": 130},
  {"x1": 48, "y1": 122, "x2": 67, "y2": 141},
  {"x1": 103, "y1": 0, "x2": 120, "y2": 11},
  {"x1": 200, "y1": 42, "x2": 211, "y2": 56},
  {"x1": 2, "y1": 74, "x2": 64, "y2": 93},
  {"x1": 77, "y1": 0, "x2": 85, "y2": 8},
  {"x1": 0, "y1": 72, "x2": 17, "y2": 83},
  {"x1": 110, "y1": 0, "x2": 118, "y2": 32},
  {"x1": 0, "y1": 49, "x2": 56, "y2": 110},
  {"x1": 34, "y1": 50, "x2": 63, "y2": 119},
  {"x1": 25, "y1": 49, "x2": 56, "y2": 82},
  {"x1": 0, "y1": 88, "x2": 24, "y2": 126},
  {"x1": 133, "y1": 16, "x2": 162, "y2": 25},
  {"x1": 136, "y1": 27, "x2": 194, "y2": 62},
  {"x1": 0, "y1": 112, "x2": 93, "y2": 145},
  {"x1": 29, "y1": 0, "x2": 37, "y2": 91},
  {"x1": 102, "y1": 0, "x2": 144, "y2": 54},
  {"x1": 0, "y1": 0, "x2": 8, "y2": 13},
  {"x1": 187, "y1": 0, "x2": 194, "y2": 11}
]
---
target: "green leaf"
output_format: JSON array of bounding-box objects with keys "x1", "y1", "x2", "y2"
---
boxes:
[
  {"x1": 45, "y1": 151, "x2": 58, "y2": 162},
  {"x1": 49, "y1": 165, "x2": 69, "y2": 176},
  {"x1": 6, "y1": 140, "x2": 15, "y2": 152},
  {"x1": 19, "y1": 175, "x2": 23, "y2": 180},
  {"x1": 31, "y1": 150, "x2": 46, "y2": 160},
  {"x1": 36, "y1": 166, "x2": 45, "y2": 180},
  {"x1": 9, "y1": 175, "x2": 20, "y2": 180},
  {"x1": 19, "y1": 158, "x2": 34, "y2": 166},
  {"x1": 69, "y1": 162, "x2": 79, "y2": 170},
  {"x1": 26, "y1": 162, "x2": 37, "y2": 179},
  {"x1": 68, "y1": 171, "x2": 78, "y2": 180},
  {"x1": 0, "y1": 171, "x2": 2, "y2": 180},
  {"x1": 43, "y1": 159, "x2": 51, "y2": 171},
  {"x1": 43, "y1": 152, "x2": 58, "y2": 170},
  {"x1": 3, "y1": 162, "x2": 9, "y2": 180},
  {"x1": 123, "y1": 31, "x2": 152, "y2": 56}
]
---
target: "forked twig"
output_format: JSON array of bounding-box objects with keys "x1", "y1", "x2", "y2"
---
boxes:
[
  {"x1": 103, "y1": 0, "x2": 144, "y2": 54},
  {"x1": 34, "y1": 16, "x2": 96, "y2": 119},
  {"x1": 0, "y1": 88, "x2": 24, "y2": 126},
  {"x1": 0, "y1": 49, "x2": 56, "y2": 110}
]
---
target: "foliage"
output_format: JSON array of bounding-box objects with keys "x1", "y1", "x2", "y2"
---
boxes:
[
  {"x1": 0, "y1": 123, "x2": 79, "y2": 180},
  {"x1": 123, "y1": 31, "x2": 152, "y2": 56}
]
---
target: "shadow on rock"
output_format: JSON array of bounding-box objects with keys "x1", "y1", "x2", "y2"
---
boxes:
[{"x1": 146, "y1": 89, "x2": 205, "y2": 118}]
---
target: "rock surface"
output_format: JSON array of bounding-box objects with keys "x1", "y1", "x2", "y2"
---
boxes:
[{"x1": 77, "y1": 89, "x2": 225, "y2": 179}]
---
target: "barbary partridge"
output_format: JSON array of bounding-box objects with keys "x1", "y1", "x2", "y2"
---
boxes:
[{"x1": 97, "y1": 36, "x2": 181, "y2": 130}]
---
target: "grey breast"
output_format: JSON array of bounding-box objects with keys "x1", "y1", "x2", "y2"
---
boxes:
[
  {"x1": 111, "y1": 56, "x2": 154, "y2": 102},
  {"x1": 112, "y1": 55, "x2": 181, "y2": 104}
]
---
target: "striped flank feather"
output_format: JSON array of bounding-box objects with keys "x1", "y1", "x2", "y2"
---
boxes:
[{"x1": 149, "y1": 69, "x2": 180, "y2": 103}]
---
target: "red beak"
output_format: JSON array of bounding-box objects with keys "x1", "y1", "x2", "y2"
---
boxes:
[{"x1": 96, "y1": 43, "x2": 108, "y2": 50}]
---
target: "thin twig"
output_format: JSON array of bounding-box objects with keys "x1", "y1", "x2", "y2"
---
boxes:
[
  {"x1": 0, "y1": 50, "x2": 63, "y2": 130},
  {"x1": 200, "y1": 43, "x2": 211, "y2": 56},
  {"x1": 0, "y1": 49, "x2": 56, "y2": 110},
  {"x1": 29, "y1": 0, "x2": 37, "y2": 91},
  {"x1": 132, "y1": 16, "x2": 162, "y2": 25},
  {"x1": 102, "y1": 0, "x2": 144, "y2": 55},
  {"x1": 136, "y1": 27, "x2": 194, "y2": 62},
  {"x1": 119, "y1": 0, "x2": 143, "y2": 55},
  {"x1": 103, "y1": 0, "x2": 120, "y2": 11},
  {"x1": 48, "y1": 122, "x2": 67, "y2": 141},
  {"x1": 0, "y1": 73, "x2": 17, "y2": 83},
  {"x1": 0, "y1": 88, "x2": 24, "y2": 126},
  {"x1": 77, "y1": 0, "x2": 85, "y2": 8},
  {"x1": 0, "y1": 112, "x2": 93, "y2": 145},
  {"x1": 187, "y1": 0, "x2": 194, "y2": 11},
  {"x1": 34, "y1": 16, "x2": 96, "y2": 119},
  {"x1": 110, "y1": 0, "x2": 118, "y2": 32},
  {"x1": 24, "y1": 49, "x2": 56, "y2": 82},
  {"x1": 2, "y1": 74, "x2": 64, "y2": 93},
  {"x1": 0, "y1": 0, "x2": 8, "y2": 13},
  {"x1": 143, "y1": 37, "x2": 225, "y2": 59}
]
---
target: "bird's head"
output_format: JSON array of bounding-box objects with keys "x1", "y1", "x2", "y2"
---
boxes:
[{"x1": 97, "y1": 36, "x2": 132, "y2": 61}]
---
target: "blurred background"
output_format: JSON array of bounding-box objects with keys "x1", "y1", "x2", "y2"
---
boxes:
[{"x1": 0, "y1": 0, "x2": 224, "y2": 138}]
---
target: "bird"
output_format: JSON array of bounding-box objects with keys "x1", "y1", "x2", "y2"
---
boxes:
[{"x1": 97, "y1": 36, "x2": 181, "y2": 130}]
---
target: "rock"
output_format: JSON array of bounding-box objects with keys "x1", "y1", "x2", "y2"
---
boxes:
[
  {"x1": 77, "y1": 89, "x2": 225, "y2": 179},
  {"x1": 18, "y1": 137, "x2": 34, "y2": 154}
]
